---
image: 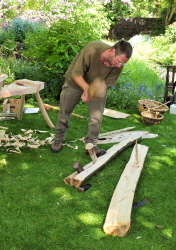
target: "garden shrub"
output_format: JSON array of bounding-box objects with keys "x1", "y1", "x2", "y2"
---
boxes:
[
  {"x1": 22, "y1": 17, "x2": 103, "y2": 98},
  {"x1": 0, "y1": 29, "x2": 16, "y2": 56},
  {"x1": 0, "y1": 18, "x2": 45, "y2": 58},
  {"x1": 9, "y1": 18, "x2": 46, "y2": 43},
  {"x1": 106, "y1": 81, "x2": 164, "y2": 110},
  {"x1": 149, "y1": 22, "x2": 176, "y2": 65}
]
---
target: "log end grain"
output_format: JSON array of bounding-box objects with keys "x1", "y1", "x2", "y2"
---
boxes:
[{"x1": 103, "y1": 222, "x2": 130, "y2": 237}]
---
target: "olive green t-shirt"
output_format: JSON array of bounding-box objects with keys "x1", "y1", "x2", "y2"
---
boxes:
[{"x1": 65, "y1": 41, "x2": 123, "y2": 89}]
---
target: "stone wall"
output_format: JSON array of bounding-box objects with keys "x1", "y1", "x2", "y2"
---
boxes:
[{"x1": 108, "y1": 17, "x2": 165, "y2": 40}]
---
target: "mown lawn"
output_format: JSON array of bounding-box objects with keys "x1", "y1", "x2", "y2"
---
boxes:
[{"x1": 0, "y1": 102, "x2": 176, "y2": 250}]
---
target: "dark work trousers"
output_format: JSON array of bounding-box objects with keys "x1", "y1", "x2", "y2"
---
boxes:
[{"x1": 55, "y1": 82, "x2": 106, "y2": 145}]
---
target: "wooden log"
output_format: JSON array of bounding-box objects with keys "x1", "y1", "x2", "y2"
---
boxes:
[
  {"x1": 0, "y1": 126, "x2": 8, "y2": 129},
  {"x1": 43, "y1": 103, "x2": 87, "y2": 119},
  {"x1": 65, "y1": 136, "x2": 142, "y2": 188},
  {"x1": 103, "y1": 143, "x2": 149, "y2": 237},
  {"x1": 85, "y1": 143, "x2": 97, "y2": 163}
]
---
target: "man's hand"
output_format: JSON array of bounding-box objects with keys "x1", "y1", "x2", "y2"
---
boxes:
[
  {"x1": 72, "y1": 75, "x2": 91, "y2": 102},
  {"x1": 81, "y1": 89, "x2": 90, "y2": 103}
]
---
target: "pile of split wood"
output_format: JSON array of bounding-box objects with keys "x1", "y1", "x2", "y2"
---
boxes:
[{"x1": 64, "y1": 130, "x2": 154, "y2": 237}]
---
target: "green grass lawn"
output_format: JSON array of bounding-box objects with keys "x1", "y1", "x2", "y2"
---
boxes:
[{"x1": 1, "y1": 103, "x2": 176, "y2": 250}]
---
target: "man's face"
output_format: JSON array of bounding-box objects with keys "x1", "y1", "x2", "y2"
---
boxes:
[{"x1": 103, "y1": 48, "x2": 130, "y2": 68}]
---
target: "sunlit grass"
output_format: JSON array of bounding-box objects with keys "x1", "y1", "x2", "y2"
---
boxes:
[
  {"x1": 0, "y1": 106, "x2": 176, "y2": 249},
  {"x1": 1, "y1": 38, "x2": 176, "y2": 250}
]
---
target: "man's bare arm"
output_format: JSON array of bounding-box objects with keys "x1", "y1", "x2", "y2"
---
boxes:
[{"x1": 72, "y1": 75, "x2": 90, "y2": 102}]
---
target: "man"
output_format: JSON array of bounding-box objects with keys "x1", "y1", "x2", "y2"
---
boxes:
[{"x1": 51, "y1": 39, "x2": 133, "y2": 156}]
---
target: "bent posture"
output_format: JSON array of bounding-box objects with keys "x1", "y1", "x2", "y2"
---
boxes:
[{"x1": 51, "y1": 40, "x2": 133, "y2": 156}]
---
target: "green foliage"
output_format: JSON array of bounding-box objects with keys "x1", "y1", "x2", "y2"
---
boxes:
[
  {"x1": 9, "y1": 18, "x2": 46, "y2": 43},
  {"x1": 129, "y1": 23, "x2": 176, "y2": 66},
  {"x1": 106, "y1": 81, "x2": 164, "y2": 110},
  {"x1": 105, "y1": 56, "x2": 165, "y2": 110},
  {"x1": 22, "y1": 17, "x2": 104, "y2": 97},
  {"x1": 0, "y1": 55, "x2": 61, "y2": 100},
  {"x1": 132, "y1": 0, "x2": 175, "y2": 18},
  {"x1": 0, "y1": 18, "x2": 45, "y2": 58},
  {"x1": 103, "y1": 0, "x2": 133, "y2": 26},
  {"x1": 23, "y1": 18, "x2": 99, "y2": 66},
  {"x1": 164, "y1": 22, "x2": 176, "y2": 43},
  {"x1": 0, "y1": 29, "x2": 16, "y2": 55},
  {"x1": 149, "y1": 22, "x2": 176, "y2": 64}
]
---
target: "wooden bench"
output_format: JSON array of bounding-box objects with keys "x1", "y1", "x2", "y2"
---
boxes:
[{"x1": 0, "y1": 76, "x2": 54, "y2": 128}]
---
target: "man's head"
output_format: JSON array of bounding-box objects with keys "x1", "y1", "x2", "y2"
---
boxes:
[
  {"x1": 112, "y1": 39, "x2": 133, "y2": 59},
  {"x1": 101, "y1": 39, "x2": 133, "y2": 68}
]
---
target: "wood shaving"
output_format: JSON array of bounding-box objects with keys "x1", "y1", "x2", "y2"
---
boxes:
[
  {"x1": 7, "y1": 147, "x2": 21, "y2": 153},
  {"x1": 0, "y1": 129, "x2": 78, "y2": 153}
]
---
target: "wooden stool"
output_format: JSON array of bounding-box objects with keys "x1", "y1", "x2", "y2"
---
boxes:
[
  {"x1": 0, "y1": 78, "x2": 55, "y2": 128},
  {"x1": 164, "y1": 65, "x2": 176, "y2": 103}
]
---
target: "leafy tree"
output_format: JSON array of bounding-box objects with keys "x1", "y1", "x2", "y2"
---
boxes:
[
  {"x1": 103, "y1": 0, "x2": 134, "y2": 26},
  {"x1": 132, "y1": 0, "x2": 176, "y2": 25}
]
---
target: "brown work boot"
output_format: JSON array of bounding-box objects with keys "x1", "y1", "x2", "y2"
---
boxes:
[
  {"x1": 51, "y1": 140, "x2": 63, "y2": 153},
  {"x1": 85, "y1": 145, "x2": 106, "y2": 157}
]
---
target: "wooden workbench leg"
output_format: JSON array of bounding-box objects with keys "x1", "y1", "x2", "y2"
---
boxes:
[
  {"x1": 18, "y1": 95, "x2": 25, "y2": 120},
  {"x1": 34, "y1": 92, "x2": 55, "y2": 128}
]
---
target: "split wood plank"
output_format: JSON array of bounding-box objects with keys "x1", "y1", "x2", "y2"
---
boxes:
[
  {"x1": 103, "y1": 143, "x2": 149, "y2": 237},
  {"x1": 98, "y1": 130, "x2": 158, "y2": 144},
  {"x1": 103, "y1": 108, "x2": 130, "y2": 119},
  {"x1": 64, "y1": 136, "x2": 139, "y2": 186},
  {"x1": 68, "y1": 136, "x2": 142, "y2": 188},
  {"x1": 99, "y1": 127, "x2": 135, "y2": 136},
  {"x1": 0, "y1": 79, "x2": 44, "y2": 98}
]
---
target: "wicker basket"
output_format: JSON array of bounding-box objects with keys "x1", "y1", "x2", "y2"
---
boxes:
[
  {"x1": 138, "y1": 100, "x2": 169, "y2": 114},
  {"x1": 141, "y1": 110, "x2": 164, "y2": 125}
]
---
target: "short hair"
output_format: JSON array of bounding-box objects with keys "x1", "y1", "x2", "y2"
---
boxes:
[{"x1": 111, "y1": 39, "x2": 133, "y2": 58}]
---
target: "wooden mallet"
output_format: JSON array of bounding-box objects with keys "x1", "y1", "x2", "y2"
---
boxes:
[{"x1": 88, "y1": 78, "x2": 107, "y2": 100}]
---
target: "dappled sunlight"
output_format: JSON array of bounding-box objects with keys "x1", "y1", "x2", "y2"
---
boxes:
[
  {"x1": 78, "y1": 212, "x2": 102, "y2": 225},
  {"x1": 163, "y1": 228, "x2": 173, "y2": 238},
  {"x1": 52, "y1": 187, "x2": 72, "y2": 200},
  {"x1": 88, "y1": 227, "x2": 107, "y2": 239},
  {"x1": 136, "y1": 215, "x2": 173, "y2": 238},
  {"x1": 149, "y1": 154, "x2": 175, "y2": 170},
  {"x1": 0, "y1": 155, "x2": 8, "y2": 170},
  {"x1": 136, "y1": 206, "x2": 154, "y2": 216},
  {"x1": 137, "y1": 215, "x2": 155, "y2": 229},
  {"x1": 133, "y1": 114, "x2": 141, "y2": 118},
  {"x1": 168, "y1": 114, "x2": 176, "y2": 125},
  {"x1": 20, "y1": 163, "x2": 29, "y2": 170}
]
